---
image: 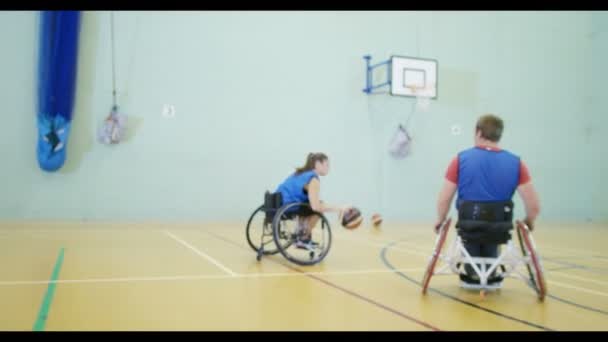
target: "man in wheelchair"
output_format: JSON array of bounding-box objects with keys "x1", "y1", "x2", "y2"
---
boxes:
[{"x1": 434, "y1": 114, "x2": 541, "y2": 290}]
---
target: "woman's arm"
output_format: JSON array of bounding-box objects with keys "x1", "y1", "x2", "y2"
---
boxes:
[{"x1": 307, "y1": 178, "x2": 349, "y2": 214}]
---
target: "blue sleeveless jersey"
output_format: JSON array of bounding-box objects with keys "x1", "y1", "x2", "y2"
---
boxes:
[
  {"x1": 276, "y1": 170, "x2": 319, "y2": 205},
  {"x1": 456, "y1": 147, "x2": 521, "y2": 208}
]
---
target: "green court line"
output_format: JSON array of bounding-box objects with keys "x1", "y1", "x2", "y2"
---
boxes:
[{"x1": 33, "y1": 247, "x2": 65, "y2": 331}]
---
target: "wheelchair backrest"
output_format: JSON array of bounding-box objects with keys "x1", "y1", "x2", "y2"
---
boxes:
[
  {"x1": 264, "y1": 191, "x2": 283, "y2": 211},
  {"x1": 262, "y1": 191, "x2": 283, "y2": 224},
  {"x1": 457, "y1": 200, "x2": 513, "y2": 222},
  {"x1": 456, "y1": 200, "x2": 514, "y2": 244}
]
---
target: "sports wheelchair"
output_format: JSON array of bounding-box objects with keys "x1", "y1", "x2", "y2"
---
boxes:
[
  {"x1": 421, "y1": 201, "x2": 547, "y2": 300},
  {"x1": 245, "y1": 191, "x2": 332, "y2": 266}
]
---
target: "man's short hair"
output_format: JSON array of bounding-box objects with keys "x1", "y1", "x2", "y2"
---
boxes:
[{"x1": 476, "y1": 114, "x2": 503, "y2": 142}]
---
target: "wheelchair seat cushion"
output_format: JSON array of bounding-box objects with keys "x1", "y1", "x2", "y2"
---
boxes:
[
  {"x1": 281, "y1": 204, "x2": 314, "y2": 219},
  {"x1": 263, "y1": 190, "x2": 316, "y2": 223}
]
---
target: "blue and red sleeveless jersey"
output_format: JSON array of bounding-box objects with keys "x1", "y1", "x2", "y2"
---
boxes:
[{"x1": 445, "y1": 145, "x2": 531, "y2": 208}]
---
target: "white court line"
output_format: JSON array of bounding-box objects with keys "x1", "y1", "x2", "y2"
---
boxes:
[
  {"x1": 541, "y1": 245, "x2": 608, "y2": 260},
  {"x1": 352, "y1": 231, "x2": 430, "y2": 243},
  {"x1": 377, "y1": 232, "x2": 608, "y2": 263},
  {"x1": 352, "y1": 232, "x2": 608, "y2": 286},
  {"x1": 339, "y1": 234, "x2": 430, "y2": 257},
  {"x1": 0, "y1": 267, "x2": 426, "y2": 286},
  {"x1": 549, "y1": 271, "x2": 608, "y2": 287},
  {"x1": 382, "y1": 238, "x2": 436, "y2": 254},
  {"x1": 18, "y1": 232, "x2": 60, "y2": 241},
  {"x1": 368, "y1": 235, "x2": 608, "y2": 287},
  {"x1": 342, "y1": 233, "x2": 608, "y2": 299},
  {"x1": 0, "y1": 231, "x2": 61, "y2": 241},
  {"x1": 343, "y1": 231, "x2": 439, "y2": 253},
  {"x1": 5, "y1": 235, "x2": 608, "y2": 298},
  {"x1": 5, "y1": 265, "x2": 608, "y2": 299},
  {"x1": 547, "y1": 280, "x2": 608, "y2": 298},
  {"x1": 361, "y1": 227, "x2": 608, "y2": 261},
  {"x1": 163, "y1": 230, "x2": 238, "y2": 277}
]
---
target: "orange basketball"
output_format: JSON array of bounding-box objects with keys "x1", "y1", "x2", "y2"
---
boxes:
[
  {"x1": 371, "y1": 213, "x2": 383, "y2": 227},
  {"x1": 342, "y1": 207, "x2": 363, "y2": 230}
]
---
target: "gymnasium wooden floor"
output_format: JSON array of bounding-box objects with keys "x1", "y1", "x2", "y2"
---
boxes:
[{"x1": 1, "y1": 220, "x2": 607, "y2": 331}]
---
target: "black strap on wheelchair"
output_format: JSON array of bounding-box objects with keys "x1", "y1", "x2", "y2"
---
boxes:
[
  {"x1": 263, "y1": 191, "x2": 282, "y2": 224},
  {"x1": 459, "y1": 273, "x2": 504, "y2": 285},
  {"x1": 456, "y1": 200, "x2": 514, "y2": 244},
  {"x1": 264, "y1": 191, "x2": 283, "y2": 211}
]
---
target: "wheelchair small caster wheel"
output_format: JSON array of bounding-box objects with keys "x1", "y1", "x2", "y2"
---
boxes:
[
  {"x1": 480, "y1": 290, "x2": 486, "y2": 300},
  {"x1": 309, "y1": 251, "x2": 314, "y2": 260},
  {"x1": 256, "y1": 250, "x2": 263, "y2": 261}
]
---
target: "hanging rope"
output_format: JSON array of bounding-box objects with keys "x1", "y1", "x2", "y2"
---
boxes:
[
  {"x1": 98, "y1": 11, "x2": 127, "y2": 145},
  {"x1": 404, "y1": 22, "x2": 421, "y2": 131},
  {"x1": 111, "y1": 11, "x2": 117, "y2": 110},
  {"x1": 403, "y1": 99, "x2": 417, "y2": 129}
]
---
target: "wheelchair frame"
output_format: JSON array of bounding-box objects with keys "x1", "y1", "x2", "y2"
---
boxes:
[
  {"x1": 246, "y1": 192, "x2": 332, "y2": 266},
  {"x1": 422, "y1": 218, "x2": 547, "y2": 301}
]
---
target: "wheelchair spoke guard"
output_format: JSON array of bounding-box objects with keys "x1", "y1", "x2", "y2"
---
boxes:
[
  {"x1": 516, "y1": 220, "x2": 547, "y2": 301},
  {"x1": 422, "y1": 218, "x2": 452, "y2": 294}
]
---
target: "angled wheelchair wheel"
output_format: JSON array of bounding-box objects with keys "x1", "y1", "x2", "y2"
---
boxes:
[
  {"x1": 516, "y1": 221, "x2": 547, "y2": 301},
  {"x1": 515, "y1": 223, "x2": 535, "y2": 291},
  {"x1": 272, "y1": 202, "x2": 332, "y2": 266},
  {"x1": 422, "y1": 218, "x2": 452, "y2": 295},
  {"x1": 246, "y1": 205, "x2": 281, "y2": 256}
]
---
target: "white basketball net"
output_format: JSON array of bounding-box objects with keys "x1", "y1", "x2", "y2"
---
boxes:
[{"x1": 407, "y1": 84, "x2": 435, "y2": 113}]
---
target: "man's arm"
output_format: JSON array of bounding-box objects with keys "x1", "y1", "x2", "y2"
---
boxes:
[
  {"x1": 434, "y1": 156, "x2": 459, "y2": 232},
  {"x1": 517, "y1": 182, "x2": 540, "y2": 230},
  {"x1": 516, "y1": 161, "x2": 540, "y2": 230},
  {"x1": 435, "y1": 180, "x2": 457, "y2": 232}
]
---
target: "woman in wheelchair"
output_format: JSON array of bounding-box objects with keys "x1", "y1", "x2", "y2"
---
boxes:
[{"x1": 275, "y1": 152, "x2": 352, "y2": 249}]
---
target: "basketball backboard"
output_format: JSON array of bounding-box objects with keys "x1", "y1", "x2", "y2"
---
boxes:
[{"x1": 390, "y1": 55, "x2": 438, "y2": 99}]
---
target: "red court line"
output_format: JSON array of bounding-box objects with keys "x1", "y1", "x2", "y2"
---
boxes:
[{"x1": 203, "y1": 230, "x2": 441, "y2": 331}]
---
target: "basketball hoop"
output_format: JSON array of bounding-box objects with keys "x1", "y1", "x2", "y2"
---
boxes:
[{"x1": 407, "y1": 84, "x2": 434, "y2": 112}]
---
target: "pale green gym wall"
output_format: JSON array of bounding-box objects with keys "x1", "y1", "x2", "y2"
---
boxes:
[
  {"x1": 0, "y1": 11, "x2": 603, "y2": 223},
  {"x1": 591, "y1": 11, "x2": 608, "y2": 221}
]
